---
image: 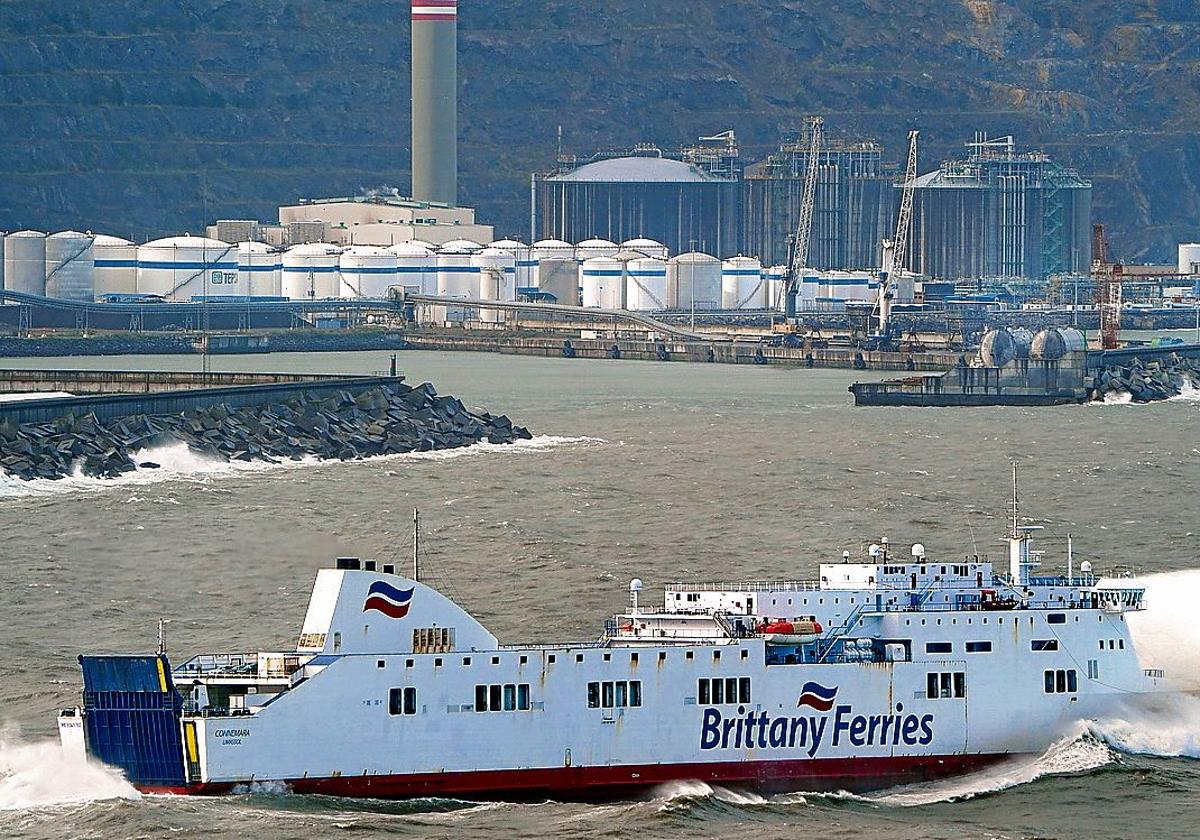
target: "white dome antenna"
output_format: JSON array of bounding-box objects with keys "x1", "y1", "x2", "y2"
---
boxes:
[
  {"x1": 911, "y1": 543, "x2": 926, "y2": 560},
  {"x1": 629, "y1": 578, "x2": 644, "y2": 612},
  {"x1": 842, "y1": 550, "x2": 851, "y2": 563}
]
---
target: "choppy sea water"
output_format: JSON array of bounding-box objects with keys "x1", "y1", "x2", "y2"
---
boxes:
[{"x1": 1, "y1": 350, "x2": 1198, "y2": 839}]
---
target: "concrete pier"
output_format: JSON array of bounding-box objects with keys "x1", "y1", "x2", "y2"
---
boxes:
[{"x1": 0, "y1": 368, "x2": 338, "y2": 395}]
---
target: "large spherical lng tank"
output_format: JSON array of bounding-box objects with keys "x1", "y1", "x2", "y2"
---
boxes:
[
  {"x1": 625, "y1": 257, "x2": 669, "y2": 310},
  {"x1": 281, "y1": 242, "x2": 343, "y2": 299},
  {"x1": 138, "y1": 236, "x2": 237, "y2": 300},
  {"x1": 237, "y1": 241, "x2": 281, "y2": 297},
  {"x1": 92, "y1": 235, "x2": 137, "y2": 297},
  {"x1": 45, "y1": 231, "x2": 96, "y2": 301},
  {"x1": 4, "y1": 230, "x2": 47, "y2": 295},
  {"x1": 389, "y1": 242, "x2": 436, "y2": 294},
  {"x1": 339, "y1": 245, "x2": 399, "y2": 298},
  {"x1": 668, "y1": 252, "x2": 721, "y2": 311},
  {"x1": 580, "y1": 256, "x2": 623, "y2": 309},
  {"x1": 721, "y1": 256, "x2": 765, "y2": 309}
]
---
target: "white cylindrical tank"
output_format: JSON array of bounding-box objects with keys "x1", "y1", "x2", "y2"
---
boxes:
[
  {"x1": 763, "y1": 265, "x2": 788, "y2": 311},
  {"x1": 4, "y1": 230, "x2": 47, "y2": 295},
  {"x1": 389, "y1": 242, "x2": 436, "y2": 295},
  {"x1": 138, "y1": 235, "x2": 237, "y2": 301},
  {"x1": 1178, "y1": 243, "x2": 1200, "y2": 275},
  {"x1": 532, "y1": 238, "x2": 575, "y2": 264},
  {"x1": 439, "y1": 238, "x2": 482, "y2": 253},
  {"x1": 580, "y1": 256, "x2": 623, "y2": 309},
  {"x1": 489, "y1": 239, "x2": 536, "y2": 291},
  {"x1": 625, "y1": 257, "x2": 668, "y2": 311},
  {"x1": 473, "y1": 247, "x2": 517, "y2": 324},
  {"x1": 281, "y1": 242, "x2": 343, "y2": 300},
  {"x1": 45, "y1": 231, "x2": 96, "y2": 301},
  {"x1": 575, "y1": 238, "x2": 619, "y2": 261},
  {"x1": 92, "y1": 235, "x2": 137, "y2": 298},
  {"x1": 620, "y1": 238, "x2": 669, "y2": 259},
  {"x1": 339, "y1": 245, "x2": 399, "y2": 298},
  {"x1": 721, "y1": 257, "x2": 765, "y2": 309},
  {"x1": 434, "y1": 245, "x2": 478, "y2": 323},
  {"x1": 668, "y1": 252, "x2": 721, "y2": 311},
  {"x1": 237, "y1": 241, "x2": 281, "y2": 297}
]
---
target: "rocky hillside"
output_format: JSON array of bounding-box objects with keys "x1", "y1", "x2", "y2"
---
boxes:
[{"x1": 1, "y1": 0, "x2": 1198, "y2": 261}]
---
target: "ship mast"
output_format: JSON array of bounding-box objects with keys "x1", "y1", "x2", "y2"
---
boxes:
[{"x1": 412, "y1": 508, "x2": 421, "y2": 582}]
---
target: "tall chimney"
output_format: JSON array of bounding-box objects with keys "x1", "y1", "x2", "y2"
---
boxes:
[{"x1": 411, "y1": 0, "x2": 457, "y2": 205}]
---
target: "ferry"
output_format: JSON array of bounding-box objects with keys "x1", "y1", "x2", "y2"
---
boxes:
[{"x1": 58, "y1": 485, "x2": 1162, "y2": 799}]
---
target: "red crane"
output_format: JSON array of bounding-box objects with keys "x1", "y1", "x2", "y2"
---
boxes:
[{"x1": 1092, "y1": 223, "x2": 1123, "y2": 350}]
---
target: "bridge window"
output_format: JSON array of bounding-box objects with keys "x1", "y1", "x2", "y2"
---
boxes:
[
  {"x1": 1031, "y1": 639, "x2": 1059, "y2": 652},
  {"x1": 965, "y1": 641, "x2": 992, "y2": 653},
  {"x1": 389, "y1": 687, "x2": 417, "y2": 715}
]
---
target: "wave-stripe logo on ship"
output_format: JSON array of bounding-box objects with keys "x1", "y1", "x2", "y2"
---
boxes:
[
  {"x1": 412, "y1": 0, "x2": 456, "y2": 20},
  {"x1": 363, "y1": 582, "x2": 415, "y2": 619},
  {"x1": 796, "y1": 681, "x2": 838, "y2": 712}
]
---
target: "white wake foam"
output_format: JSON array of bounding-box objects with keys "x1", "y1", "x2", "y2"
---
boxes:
[
  {"x1": 655, "y1": 780, "x2": 778, "y2": 811},
  {"x1": 0, "y1": 434, "x2": 605, "y2": 499},
  {"x1": 1129, "y1": 570, "x2": 1200, "y2": 691},
  {"x1": 0, "y1": 735, "x2": 138, "y2": 811}
]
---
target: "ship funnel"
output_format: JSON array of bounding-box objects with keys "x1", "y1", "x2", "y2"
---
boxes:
[{"x1": 411, "y1": 0, "x2": 458, "y2": 205}]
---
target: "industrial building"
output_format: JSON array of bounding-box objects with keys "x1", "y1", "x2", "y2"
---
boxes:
[
  {"x1": 742, "y1": 131, "x2": 895, "y2": 270},
  {"x1": 532, "y1": 135, "x2": 743, "y2": 258},
  {"x1": 906, "y1": 135, "x2": 1092, "y2": 282}
]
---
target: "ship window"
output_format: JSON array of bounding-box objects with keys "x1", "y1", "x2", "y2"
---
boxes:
[
  {"x1": 927, "y1": 671, "x2": 964, "y2": 700},
  {"x1": 333, "y1": 632, "x2": 342, "y2": 652},
  {"x1": 576, "y1": 654, "x2": 584, "y2": 663},
  {"x1": 462, "y1": 657, "x2": 471, "y2": 666},
  {"x1": 725, "y1": 677, "x2": 738, "y2": 702},
  {"x1": 953, "y1": 672, "x2": 965, "y2": 698},
  {"x1": 587, "y1": 682, "x2": 600, "y2": 708},
  {"x1": 940, "y1": 672, "x2": 952, "y2": 699},
  {"x1": 519, "y1": 655, "x2": 527, "y2": 665},
  {"x1": 476, "y1": 685, "x2": 488, "y2": 712},
  {"x1": 1056, "y1": 670, "x2": 1066, "y2": 692},
  {"x1": 377, "y1": 660, "x2": 385, "y2": 669},
  {"x1": 406, "y1": 659, "x2": 414, "y2": 668},
  {"x1": 1031, "y1": 639, "x2": 1059, "y2": 652},
  {"x1": 630, "y1": 681, "x2": 642, "y2": 707},
  {"x1": 966, "y1": 641, "x2": 992, "y2": 653},
  {"x1": 616, "y1": 681, "x2": 628, "y2": 707},
  {"x1": 504, "y1": 684, "x2": 516, "y2": 711},
  {"x1": 602, "y1": 682, "x2": 614, "y2": 708},
  {"x1": 1067, "y1": 670, "x2": 1078, "y2": 692},
  {"x1": 548, "y1": 655, "x2": 556, "y2": 664},
  {"x1": 686, "y1": 651, "x2": 694, "y2": 661},
  {"x1": 1044, "y1": 670, "x2": 1055, "y2": 693},
  {"x1": 1098, "y1": 640, "x2": 1104, "y2": 650},
  {"x1": 713, "y1": 650, "x2": 721, "y2": 661},
  {"x1": 389, "y1": 687, "x2": 417, "y2": 716},
  {"x1": 1119, "y1": 639, "x2": 1124, "y2": 649},
  {"x1": 492, "y1": 656, "x2": 500, "y2": 665},
  {"x1": 711, "y1": 678, "x2": 724, "y2": 704},
  {"x1": 404, "y1": 687, "x2": 417, "y2": 715},
  {"x1": 659, "y1": 652, "x2": 667, "y2": 662},
  {"x1": 741, "y1": 649, "x2": 749, "y2": 660},
  {"x1": 928, "y1": 672, "x2": 939, "y2": 698},
  {"x1": 1044, "y1": 669, "x2": 1078, "y2": 694},
  {"x1": 518, "y1": 684, "x2": 530, "y2": 710},
  {"x1": 489, "y1": 684, "x2": 502, "y2": 712},
  {"x1": 698, "y1": 679, "x2": 710, "y2": 704},
  {"x1": 603, "y1": 653, "x2": 611, "y2": 662},
  {"x1": 926, "y1": 642, "x2": 953, "y2": 654},
  {"x1": 739, "y1": 677, "x2": 751, "y2": 703},
  {"x1": 1108, "y1": 640, "x2": 1115, "y2": 650},
  {"x1": 434, "y1": 658, "x2": 442, "y2": 667},
  {"x1": 1048, "y1": 613, "x2": 1066, "y2": 624},
  {"x1": 631, "y1": 652, "x2": 639, "y2": 664}
]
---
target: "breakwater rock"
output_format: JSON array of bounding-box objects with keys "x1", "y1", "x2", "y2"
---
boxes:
[
  {"x1": 0, "y1": 381, "x2": 531, "y2": 481},
  {"x1": 1090, "y1": 354, "x2": 1200, "y2": 403}
]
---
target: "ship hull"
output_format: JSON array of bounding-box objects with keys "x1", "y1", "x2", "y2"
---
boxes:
[{"x1": 138, "y1": 752, "x2": 1022, "y2": 800}]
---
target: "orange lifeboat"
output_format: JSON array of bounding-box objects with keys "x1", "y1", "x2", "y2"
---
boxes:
[{"x1": 756, "y1": 618, "x2": 822, "y2": 644}]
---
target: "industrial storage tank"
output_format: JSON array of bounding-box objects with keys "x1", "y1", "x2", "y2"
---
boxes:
[
  {"x1": 1010, "y1": 327, "x2": 1034, "y2": 359},
  {"x1": 4, "y1": 230, "x2": 47, "y2": 295},
  {"x1": 138, "y1": 235, "x2": 237, "y2": 300},
  {"x1": 339, "y1": 245, "x2": 399, "y2": 298},
  {"x1": 281, "y1": 242, "x2": 342, "y2": 300},
  {"x1": 44, "y1": 231, "x2": 96, "y2": 301},
  {"x1": 978, "y1": 328, "x2": 1017, "y2": 368},
  {"x1": 537, "y1": 258, "x2": 580, "y2": 306},
  {"x1": 489, "y1": 239, "x2": 536, "y2": 290},
  {"x1": 439, "y1": 238, "x2": 482, "y2": 253},
  {"x1": 93, "y1": 235, "x2": 137, "y2": 298},
  {"x1": 721, "y1": 257, "x2": 765, "y2": 309},
  {"x1": 1178, "y1": 243, "x2": 1200, "y2": 275},
  {"x1": 434, "y1": 244, "x2": 478, "y2": 322},
  {"x1": 389, "y1": 242, "x2": 436, "y2": 295},
  {"x1": 1030, "y1": 327, "x2": 1087, "y2": 360},
  {"x1": 625, "y1": 257, "x2": 668, "y2": 310},
  {"x1": 763, "y1": 265, "x2": 788, "y2": 311},
  {"x1": 575, "y1": 238, "x2": 619, "y2": 261},
  {"x1": 473, "y1": 247, "x2": 517, "y2": 324},
  {"x1": 621, "y1": 238, "x2": 669, "y2": 259},
  {"x1": 580, "y1": 256, "x2": 623, "y2": 309},
  {"x1": 532, "y1": 238, "x2": 575, "y2": 263},
  {"x1": 237, "y1": 241, "x2": 281, "y2": 297},
  {"x1": 667, "y1": 252, "x2": 721, "y2": 311}
]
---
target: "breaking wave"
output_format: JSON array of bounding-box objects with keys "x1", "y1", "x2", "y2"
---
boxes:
[
  {"x1": 0, "y1": 434, "x2": 605, "y2": 499},
  {"x1": 0, "y1": 735, "x2": 138, "y2": 811}
]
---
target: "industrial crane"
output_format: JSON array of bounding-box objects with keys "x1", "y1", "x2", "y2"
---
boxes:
[
  {"x1": 873, "y1": 129, "x2": 919, "y2": 339},
  {"x1": 1092, "y1": 223, "x2": 1123, "y2": 350},
  {"x1": 783, "y1": 115, "x2": 824, "y2": 317}
]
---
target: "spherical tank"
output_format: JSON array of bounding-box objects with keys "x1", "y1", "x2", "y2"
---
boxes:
[
  {"x1": 389, "y1": 242, "x2": 435, "y2": 295},
  {"x1": 620, "y1": 238, "x2": 669, "y2": 259},
  {"x1": 280, "y1": 242, "x2": 343, "y2": 300},
  {"x1": 4, "y1": 230, "x2": 47, "y2": 295},
  {"x1": 667, "y1": 252, "x2": 721, "y2": 311},
  {"x1": 978, "y1": 328, "x2": 1017, "y2": 368},
  {"x1": 580, "y1": 256, "x2": 623, "y2": 309},
  {"x1": 721, "y1": 257, "x2": 764, "y2": 310},
  {"x1": 45, "y1": 231, "x2": 96, "y2": 301},
  {"x1": 138, "y1": 235, "x2": 237, "y2": 300},
  {"x1": 92, "y1": 235, "x2": 137, "y2": 298},
  {"x1": 237, "y1": 241, "x2": 281, "y2": 297},
  {"x1": 339, "y1": 245, "x2": 398, "y2": 298},
  {"x1": 575, "y1": 238, "x2": 619, "y2": 262},
  {"x1": 625, "y1": 258, "x2": 668, "y2": 310}
]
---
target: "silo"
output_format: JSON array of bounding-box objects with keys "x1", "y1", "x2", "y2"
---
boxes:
[
  {"x1": 339, "y1": 245, "x2": 399, "y2": 298},
  {"x1": 576, "y1": 238, "x2": 619, "y2": 261},
  {"x1": 473, "y1": 247, "x2": 516, "y2": 323},
  {"x1": 281, "y1": 242, "x2": 343, "y2": 300},
  {"x1": 435, "y1": 244, "x2": 478, "y2": 322},
  {"x1": 721, "y1": 257, "x2": 764, "y2": 310},
  {"x1": 625, "y1": 257, "x2": 669, "y2": 311},
  {"x1": 4, "y1": 230, "x2": 47, "y2": 295},
  {"x1": 93, "y1": 235, "x2": 137, "y2": 298},
  {"x1": 580, "y1": 256, "x2": 623, "y2": 309},
  {"x1": 238, "y1": 241, "x2": 281, "y2": 297},
  {"x1": 389, "y1": 242, "x2": 436, "y2": 294},
  {"x1": 489, "y1": 239, "x2": 536, "y2": 290},
  {"x1": 1178, "y1": 243, "x2": 1200, "y2": 275},
  {"x1": 138, "y1": 236, "x2": 237, "y2": 300},
  {"x1": 532, "y1": 238, "x2": 575, "y2": 264},
  {"x1": 668, "y1": 252, "x2": 721, "y2": 311},
  {"x1": 44, "y1": 231, "x2": 96, "y2": 301},
  {"x1": 621, "y1": 237, "x2": 670, "y2": 259}
]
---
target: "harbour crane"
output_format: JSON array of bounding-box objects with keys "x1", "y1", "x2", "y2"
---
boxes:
[
  {"x1": 1092, "y1": 223, "x2": 1123, "y2": 349},
  {"x1": 874, "y1": 129, "x2": 918, "y2": 338},
  {"x1": 783, "y1": 115, "x2": 824, "y2": 317}
]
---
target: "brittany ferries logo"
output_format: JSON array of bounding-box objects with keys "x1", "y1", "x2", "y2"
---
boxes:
[
  {"x1": 363, "y1": 581, "x2": 415, "y2": 619},
  {"x1": 699, "y1": 681, "x2": 934, "y2": 758}
]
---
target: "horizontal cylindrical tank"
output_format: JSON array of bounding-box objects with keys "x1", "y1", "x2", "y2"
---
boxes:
[
  {"x1": 721, "y1": 257, "x2": 765, "y2": 309},
  {"x1": 339, "y1": 245, "x2": 399, "y2": 298},
  {"x1": 93, "y1": 235, "x2": 137, "y2": 298},
  {"x1": 580, "y1": 256, "x2": 623, "y2": 309},
  {"x1": 979, "y1": 328, "x2": 1017, "y2": 368},
  {"x1": 625, "y1": 257, "x2": 668, "y2": 311},
  {"x1": 489, "y1": 239, "x2": 536, "y2": 291},
  {"x1": 620, "y1": 238, "x2": 669, "y2": 259},
  {"x1": 45, "y1": 231, "x2": 96, "y2": 301},
  {"x1": 238, "y1": 241, "x2": 281, "y2": 297},
  {"x1": 281, "y1": 242, "x2": 342, "y2": 300},
  {"x1": 5, "y1": 230, "x2": 47, "y2": 295},
  {"x1": 668, "y1": 252, "x2": 721, "y2": 311},
  {"x1": 575, "y1": 238, "x2": 619, "y2": 262},
  {"x1": 390, "y1": 242, "x2": 436, "y2": 295},
  {"x1": 1178, "y1": 243, "x2": 1200, "y2": 275},
  {"x1": 137, "y1": 236, "x2": 238, "y2": 301},
  {"x1": 1031, "y1": 327, "x2": 1087, "y2": 360}
]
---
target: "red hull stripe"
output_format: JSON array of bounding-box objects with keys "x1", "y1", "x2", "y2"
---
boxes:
[{"x1": 139, "y1": 753, "x2": 1025, "y2": 800}]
